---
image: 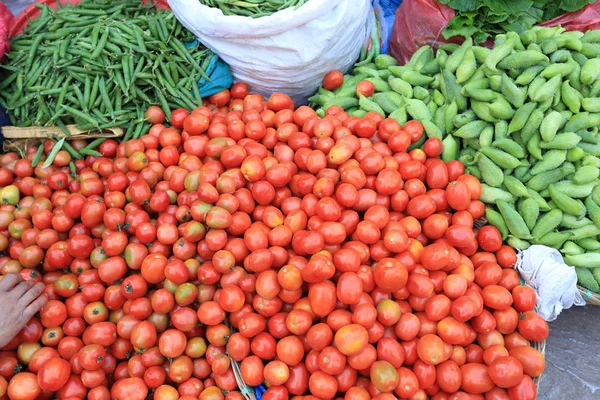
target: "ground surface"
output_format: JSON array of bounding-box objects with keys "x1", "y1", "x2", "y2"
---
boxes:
[{"x1": 538, "y1": 305, "x2": 600, "y2": 399}]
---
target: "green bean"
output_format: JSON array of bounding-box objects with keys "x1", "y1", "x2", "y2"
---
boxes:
[
  {"x1": 156, "y1": 88, "x2": 171, "y2": 122},
  {"x1": 198, "y1": 0, "x2": 308, "y2": 17},
  {"x1": 42, "y1": 137, "x2": 65, "y2": 168},
  {"x1": 84, "y1": 138, "x2": 108, "y2": 151},
  {"x1": 31, "y1": 145, "x2": 45, "y2": 168},
  {"x1": 71, "y1": 84, "x2": 86, "y2": 112},
  {"x1": 122, "y1": 124, "x2": 135, "y2": 142},
  {"x1": 79, "y1": 148, "x2": 103, "y2": 157},
  {"x1": 61, "y1": 105, "x2": 99, "y2": 126},
  {"x1": 61, "y1": 140, "x2": 83, "y2": 160},
  {"x1": 134, "y1": 27, "x2": 147, "y2": 53},
  {"x1": 1, "y1": 1, "x2": 216, "y2": 141}
]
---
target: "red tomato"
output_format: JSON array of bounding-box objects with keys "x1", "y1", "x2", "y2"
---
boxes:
[
  {"x1": 460, "y1": 363, "x2": 494, "y2": 394},
  {"x1": 8, "y1": 372, "x2": 41, "y2": 400},
  {"x1": 111, "y1": 377, "x2": 148, "y2": 400},
  {"x1": 507, "y1": 375, "x2": 536, "y2": 400},
  {"x1": 37, "y1": 358, "x2": 71, "y2": 391},
  {"x1": 323, "y1": 71, "x2": 344, "y2": 91},
  {"x1": 488, "y1": 356, "x2": 523, "y2": 388},
  {"x1": 334, "y1": 324, "x2": 369, "y2": 356},
  {"x1": 477, "y1": 226, "x2": 502, "y2": 252},
  {"x1": 356, "y1": 81, "x2": 375, "y2": 97},
  {"x1": 517, "y1": 312, "x2": 549, "y2": 342},
  {"x1": 508, "y1": 346, "x2": 545, "y2": 377},
  {"x1": 511, "y1": 286, "x2": 536, "y2": 312},
  {"x1": 370, "y1": 361, "x2": 399, "y2": 393}
]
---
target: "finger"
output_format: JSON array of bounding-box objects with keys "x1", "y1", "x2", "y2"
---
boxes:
[
  {"x1": 0, "y1": 274, "x2": 21, "y2": 292},
  {"x1": 23, "y1": 294, "x2": 48, "y2": 321},
  {"x1": 10, "y1": 280, "x2": 35, "y2": 299},
  {"x1": 18, "y1": 282, "x2": 46, "y2": 307}
]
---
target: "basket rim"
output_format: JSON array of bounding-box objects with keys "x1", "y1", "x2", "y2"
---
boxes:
[{"x1": 578, "y1": 285, "x2": 600, "y2": 306}]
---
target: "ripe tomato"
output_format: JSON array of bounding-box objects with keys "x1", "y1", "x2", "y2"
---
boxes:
[
  {"x1": 240, "y1": 356, "x2": 264, "y2": 386},
  {"x1": 488, "y1": 356, "x2": 523, "y2": 388},
  {"x1": 508, "y1": 346, "x2": 545, "y2": 377},
  {"x1": 7, "y1": 372, "x2": 41, "y2": 400},
  {"x1": 373, "y1": 258, "x2": 408, "y2": 293},
  {"x1": 334, "y1": 324, "x2": 369, "y2": 356},
  {"x1": 417, "y1": 334, "x2": 446, "y2": 365},
  {"x1": 507, "y1": 375, "x2": 536, "y2": 400},
  {"x1": 159, "y1": 330, "x2": 187, "y2": 358},
  {"x1": 79, "y1": 344, "x2": 106, "y2": 371},
  {"x1": 370, "y1": 360, "x2": 399, "y2": 393},
  {"x1": 308, "y1": 371, "x2": 338, "y2": 399},
  {"x1": 356, "y1": 81, "x2": 375, "y2": 97},
  {"x1": 460, "y1": 363, "x2": 494, "y2": 394},
  {"x1": 40, "y1": 300, "x2": 68, "y2": 328},
  {"x1": 395, "y1": 367, "x2": 419, "y2": 398},
  {"x1": 323, "y1": 71, "x2": 344, "y2": 91},
  {"x1": 511, "y1": 286, "x2": 536, "y2": 312},
  {"x1": 482, "y1": 285, "x2": 513, "y2": 310},
  {"x1": 517, "y1": 312, "x2": 549, "y2": 342},
  {"x1": 37, "y1": 358, "x2": 71, "y2": 391},
  {"x1": 111, "y1": 377, "x2": 148, "y2": 400},
  {"x1": 276, "y1": 335, "x2": 304, "y2": 366}
]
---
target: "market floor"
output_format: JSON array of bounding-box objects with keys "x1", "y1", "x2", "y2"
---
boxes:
[{"x1": 537, "y1": 306, "x2": 600, "y2": 399}]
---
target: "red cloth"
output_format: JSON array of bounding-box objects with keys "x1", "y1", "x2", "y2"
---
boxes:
[
  {"x1": 389, "y1": 0, "x2": 600, "y2": 65},
  {"x1": 0, "y1": 2, "x2": 14, "y2": 61}
]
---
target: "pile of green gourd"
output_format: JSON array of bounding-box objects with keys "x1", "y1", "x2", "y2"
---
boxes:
[{"x1": 310, "y1": 26, "x2": 600, "y2": 294}]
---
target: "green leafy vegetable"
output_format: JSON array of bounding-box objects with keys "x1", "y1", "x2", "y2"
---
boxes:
[{"x1": 439, "y1": 0, "x2": 595, "y2": 43}]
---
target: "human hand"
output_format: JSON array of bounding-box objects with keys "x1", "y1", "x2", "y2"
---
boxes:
[{"x1": 0, "y1": 274, "x2": 47, "y2": 349}]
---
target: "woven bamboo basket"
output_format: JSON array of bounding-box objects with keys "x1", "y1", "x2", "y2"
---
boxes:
[
  {"x1": 1, "y1": 125, "x2": 124, "y2": 154},
  {"x1": 577, "y1": 285, "x2": 600, "y2": 306},
  {"x1": 532, "y1": 339, "x2": 547, "y2": 389},
  {"x1": 225, "y1": 320, "x2": 256, "y2": 400}
]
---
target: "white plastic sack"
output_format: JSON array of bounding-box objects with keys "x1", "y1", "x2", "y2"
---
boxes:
[
  {"x1": 168, "y1": 0, "x2": 373, "y2": 105},
  {"x1": 516, "y1": 245, "x2": 585, "y2": 321}
]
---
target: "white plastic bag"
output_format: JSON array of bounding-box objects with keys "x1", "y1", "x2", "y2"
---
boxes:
[
  {"x1": 515, "y1": 245, "x2": 585, "y2": 321},
  {"x1": 168, "y1": 0, "x2": 373, "y2": 104}
]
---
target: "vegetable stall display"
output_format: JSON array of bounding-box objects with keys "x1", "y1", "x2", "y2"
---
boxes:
[
  {"x1": 0, "y1": 0, "x2": 213, "y2": 139},
  {"x1": 310, "y1": 26, "x2": 600, "y2": 295},
  {"x1": 0, "y1": 82, "x2": 549, "y2": 399}
]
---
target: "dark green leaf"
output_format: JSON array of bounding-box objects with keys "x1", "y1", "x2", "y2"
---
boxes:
[
  {"x1": 439, "y1": 0, "x2": 592, "y2": 43},
  {"x1": 560, "y1": 0, "x2": 594, "y2": 12},
  {"x1": 438, "y1": 0, "x2": 481, "y2": 12},
  {"x1": 481, "y1": 0, "x2": 533, "y2": 14}
]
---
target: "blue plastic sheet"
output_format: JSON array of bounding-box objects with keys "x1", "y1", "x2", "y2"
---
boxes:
[
  {"x1": 255, "y1": 383, "x2": 266, "y2": 400},
  {"x1": 184, "y1": 39, "x2": 233, "y2": 98},
  {"x1": 0, "y1": 105, "x2": 9, "y2": 148},
  {"x1": 374, "y1": 0, "x2": 403, "y2": 54},
  {"x1": 198, "y1": 56, "x2": 233, "y2": 98}
]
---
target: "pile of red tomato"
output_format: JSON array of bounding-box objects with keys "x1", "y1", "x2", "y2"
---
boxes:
[{"x1": 0, "y1": 82, "x2": 549, "y2": 400}]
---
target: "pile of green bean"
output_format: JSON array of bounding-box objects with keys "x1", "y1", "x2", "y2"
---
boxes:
[
  {"x1": 0, "y1": 0, "x2": 214, "y2": 140},
  {"x1": 310, "y1": 27, "x2": 600, "y2": 293},
  {"x1": 198, "y1": 0, "x2": 308, "y2": 18}
]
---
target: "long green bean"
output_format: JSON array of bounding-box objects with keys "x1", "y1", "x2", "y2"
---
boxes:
[
  {"x1": 198, "y1": 0, "x2": 307, "y2": 18},
  {"x1": 0, "y1": 0, "x2": 216, "y2": 138}
]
